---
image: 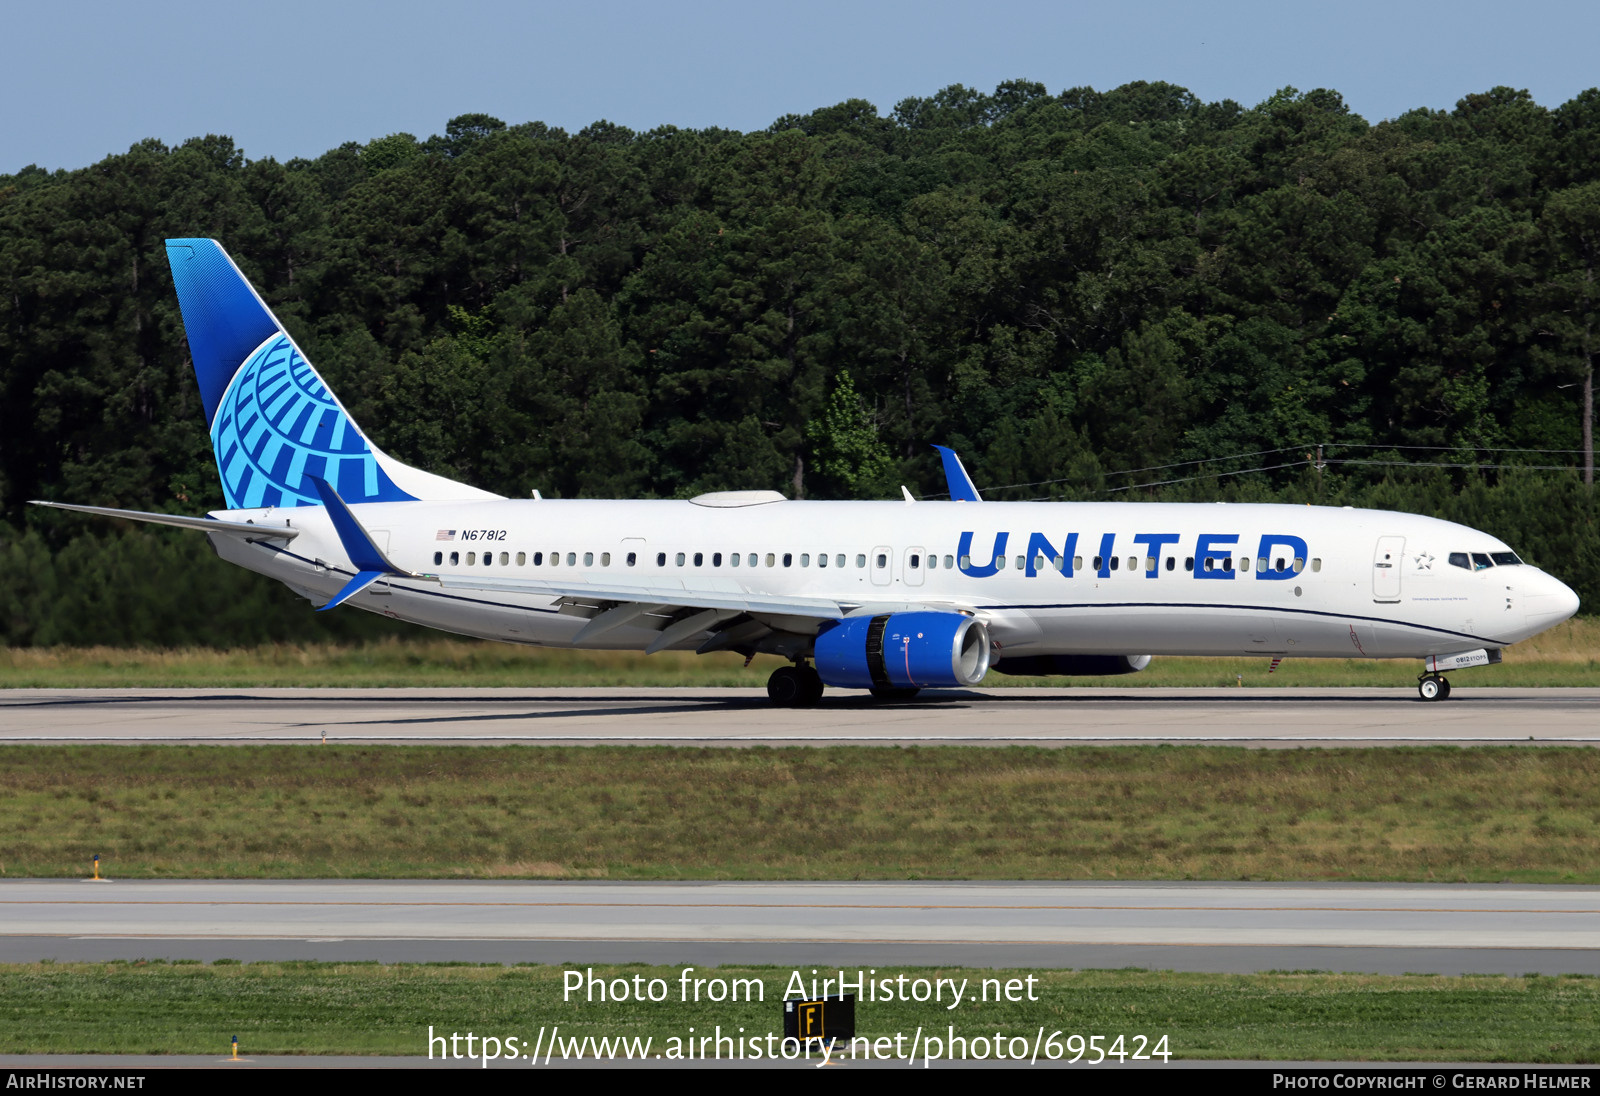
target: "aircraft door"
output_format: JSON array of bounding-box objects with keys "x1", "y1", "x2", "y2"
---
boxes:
[
  {"x1": 1373, "y1": 536, "x2": 1405, "y2": 601},
  {"x1": 871, "y1": 545, "x2": 893, "y2": 587},
  {"x1": 622, "y1": 536, "x2": 646, "y2": 569},
  {"x1": 369, "y1": 530, "x2": 392, "y2": 594},
  {"x1": 903, "y1": 546, "x2": 926, "y2": 587}
]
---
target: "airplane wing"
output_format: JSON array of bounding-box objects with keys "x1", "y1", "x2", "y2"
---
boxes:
[
  {"x1": 432, "y1": 571, "x2": 979, "y2": 648},
  {"x1": 29, "y1": 501, "x2": 300, "y2": 540}
]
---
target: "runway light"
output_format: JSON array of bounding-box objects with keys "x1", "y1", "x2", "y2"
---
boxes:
[
  {"x1": 92, "y1": 854, "x2": 99, "y2": 880},
  {"x1": 232, "y1": 1035, "x2": 239, "y2": 1060}
]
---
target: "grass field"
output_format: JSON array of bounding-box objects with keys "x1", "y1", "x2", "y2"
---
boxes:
[
  {"x1": 1, "y1": 617, "x2": 1595, "y2": 688},
  {"x1": 2, "y1": 962, "x2": 1596, "y2": 1062},
  {"x1": 5, "y1": 745, "x2": 1600, "y2": 881}
]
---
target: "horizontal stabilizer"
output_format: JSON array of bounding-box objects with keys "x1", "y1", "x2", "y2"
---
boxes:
[{"x1": 29, "y1": 500, "x2": 299, "y2": 540}]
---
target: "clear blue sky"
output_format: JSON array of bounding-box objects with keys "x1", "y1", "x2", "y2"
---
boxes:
[{"x1": 5, "y1": 0, "x2": 1597, "y2": 175}]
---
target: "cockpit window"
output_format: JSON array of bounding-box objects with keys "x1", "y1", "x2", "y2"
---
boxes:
[
  {"x1": 1490, "y1": 552, "x2": 1523, "y2": 566},
  {"x1": 1470, "y1": 553, "x2": 1493, "y2": 570},
  {"x1": 1448, "y1": 553, "x2": 1470, "y2": 570}
]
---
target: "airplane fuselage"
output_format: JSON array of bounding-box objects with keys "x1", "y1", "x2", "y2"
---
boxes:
[{"x1": 208, "y1": 496, "x2": 1576, "y2": 664}]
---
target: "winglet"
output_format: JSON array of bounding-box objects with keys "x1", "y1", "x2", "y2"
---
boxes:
[
  {"x1": 308, "y1": 476, "x2": 411, "y2": 610},
  {"x1": 931, "y1": 445, "x2": 983, "y2": 502}
]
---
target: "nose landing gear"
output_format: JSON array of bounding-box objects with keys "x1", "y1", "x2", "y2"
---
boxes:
[
  {"x1": 767, "y1": 661, "x2": 824, "y2": 707},
  {"x1": 1417, "y1": 674, "x2": 1452, "y2": 702}
]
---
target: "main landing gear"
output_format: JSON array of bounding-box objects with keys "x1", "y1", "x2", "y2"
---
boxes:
[
  {"x1": 1417, "y1": 673, "x2": 1452, "y2": 702},
  {"x1": 768, "y1": 661, "x2": 823, "y2": 707}
]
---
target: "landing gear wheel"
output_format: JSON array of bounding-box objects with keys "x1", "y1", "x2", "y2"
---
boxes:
[
  {"x1": 768, "y1": 665, "x2": 823, "y2": 707},
  {"x1": 870, "y1": 686, "x2": 921, "y2": 702},
  {"x1": 1417, "y1": 675, "x2": 1448, "y2": 702},
  {"x1": 798, "y1": 664, "x2": 824, "y2": 706},
  {"x1": 1438, "y1": 677, "x2": 1451, "y2": 700}
]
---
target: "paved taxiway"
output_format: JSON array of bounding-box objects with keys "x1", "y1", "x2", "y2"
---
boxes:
[
  {"x1": 1, "y1": 686, "x2": 1597, "y2": 746},
  {"x1": 5, "y1": 880, "x2": 1600, "y2": 975}
]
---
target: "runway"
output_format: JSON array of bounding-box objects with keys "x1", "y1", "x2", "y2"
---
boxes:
[
  {"x1": 4, "y1": 880, "x2": 1600, "y2": 975},
  {"x1": 1, "y1": 687, "x2": 1598, "y2": 746}
]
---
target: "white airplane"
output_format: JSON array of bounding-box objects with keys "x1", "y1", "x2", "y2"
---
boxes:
[{"x1": 34, "y1": 239, "x2": 1581, "y2": 705}]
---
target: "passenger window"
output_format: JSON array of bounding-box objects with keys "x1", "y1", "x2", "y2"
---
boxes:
[
  {"x1": 656, "y1": 552, "x2": 666, "y2": 567},
  {"x1": 1015, "y1": 555, "x2": 1025, "y2": 570},
  {"x1": 626, "y1": 552, "x2": 637, "y2": 567},
  {"x1": 1240, "y1": 557, "x2": 1250, "y2": 572},
  {"x1": 1222, "y1": 558, "x2": 1233, "y2": 572},
  {"x1": 566, "y1": 552, "x2": 576, "y2": 566},
  {"x1": 910, "y1": 554, "x2": 920, "y2": 569},
  {"x1": 468, "y1": 552, "x2": 477, "y2": 565},
  {"x1": 450, "y1": 551, "x2": 459, "y2": 566},
  {"x1": 1276, "y1": 558, "x2": 1286, "y2": 572},
  {"x1": 433, "y1": 551, "x2": 442, "y2": 566},
  {"x1": 959, "y1": 555, "x2": 971, "y2": 569},
  {"x1": 1311, "y1": 558, "x2": 1322, "y2": 572},
  {"x1": 1185, "y1": 557, "x2": 1194, "y2": 572},
  {"x1": 516, "y1": 552, "x2": 526, "y2": 566},
  {"x1": 675, "y1": 553, "x2": 685, "y2": 566},
  {"x1": 801, "y1": 553, "x2": 810, "y2": 567},
  {"x1": 1053, "y1": 555, "x2": 1064, "y2": 571},
  {"x1": 501, "y1": 552, "x2": 510, "y2": 565},
  {"x1": 996, "y1": 555, "x2": 1006, "y2": 570},
  {"x1": 1073, "y1": 556, "x2": 1083, "y2": 570},
  {"x1": 784, "y1": 553, "x2": 793, "y2": 567},
  {"x1": 1292, "y1": 557, "x2": 1305, "y2": 573},
  {"x1": 583, "y1": 552, "x2": 593, "y2": 566},
  {"x1": 713, "y1": 552, "x2": 722, "y2": 567},
  {"x1": 1110, "y1": 556, "x2": 1120, "y2": 571},
  {"x1": 1203, "y1": 558, "x2": 1213, "y2": 572},
  {"x1": 730, "y1": 553, "x2": 740, "y2": 567},
  {"x1": 484, "y1": 553, "x2": 492, "y2": 567},
  {"x1": 766, "y1": 553, "x2": 776, "y2": 567},
  {"x1": 693, "y1": 552, "x2": 703, "y2": 567},
  {"x1": 1129, "y1": 556, "x2": 1138, "y2": 571},
  {"x1": 1093, "y1": 556, "x2": 1103, "y2": 570},
  {"x1": 1257, "y1": 557, "x2": 1267, "y2": 571},
  {"x1": 1145, "y1": 557, "x2": 1155, "y2": 572},
  {"x1": 601, "y1": 552, "x2": 610, "y2": 566},
  {"x1": 818, "y1": 553, "x2": 828, "y2": 568},
  {"x1": 943, "y1": 555, "x2": 953, "y2": 569},
  {"x1": 533, "y1": 552, "x2": 543, "y2": 565},
  {"x1": 1165, "y1": 557, "x2": 1175, "y2": 571},
  {"x1": 924, "y1": 555, "x2": 934, "y2": 570},
  {"x1": 876, "y1": 553, "x2": 887, "y2": 568},
  {"x1": 837, "y1": 555, "x2": 847, "y2": 568},
  {"x1": 749, "y1": 554, "x2": 759, "y2": 567}
]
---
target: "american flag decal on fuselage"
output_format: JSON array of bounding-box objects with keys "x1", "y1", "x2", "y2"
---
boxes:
[{"x1": 436, "y1": 530, "x2": 456, "y2": 541}]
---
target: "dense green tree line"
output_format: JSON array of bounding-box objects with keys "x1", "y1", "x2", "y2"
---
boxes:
[{"x1": 1, "y1": 83, "x2": 1596, "y2": 645}]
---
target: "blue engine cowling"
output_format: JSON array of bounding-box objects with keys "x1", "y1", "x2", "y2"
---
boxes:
[{"x1": 813, "y1": 612, "x2": 992, "y2": 689}]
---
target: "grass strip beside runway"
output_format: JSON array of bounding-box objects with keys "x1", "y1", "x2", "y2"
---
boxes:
[
  {"x1": 1, "y1": 616, "x2": 1595, "y2": 688},
  {"x1": 0, "y1": 962, "x2": 1595, "y2": 1062},
  {"x1": 4, "y1": 745, "x2": 1600, "y2": 882}
]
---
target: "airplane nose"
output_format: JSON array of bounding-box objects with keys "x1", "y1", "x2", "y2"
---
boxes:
[{"x1": 1524, "y1": 573, "x2": 1581, "y2": 634}]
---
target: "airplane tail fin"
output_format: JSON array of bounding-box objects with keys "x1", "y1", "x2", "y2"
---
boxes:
[{"x1": 164, "y1": 238, "x2": 500, "y2": 510}]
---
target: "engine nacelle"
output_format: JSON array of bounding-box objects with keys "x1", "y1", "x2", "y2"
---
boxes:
[
  {"x1": 814, "y1": 612, "x2": 992, "y2": 689},
  {"x1": 989, "y1": 654, "x2": 1152, "y2": 677}
]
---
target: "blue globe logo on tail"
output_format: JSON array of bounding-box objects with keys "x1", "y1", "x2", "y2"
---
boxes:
[{"x1": 211, "y1": 334, "x2": 410, "y2": 509}]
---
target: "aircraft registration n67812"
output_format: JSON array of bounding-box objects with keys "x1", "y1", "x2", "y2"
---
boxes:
[{"x1": 34, "y1": 239, "x2": 1581, "y2": 705}]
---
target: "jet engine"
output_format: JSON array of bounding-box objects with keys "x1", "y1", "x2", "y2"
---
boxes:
[{"x1": 813, "y1": 612, "x2": 991, "y2": 689}]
